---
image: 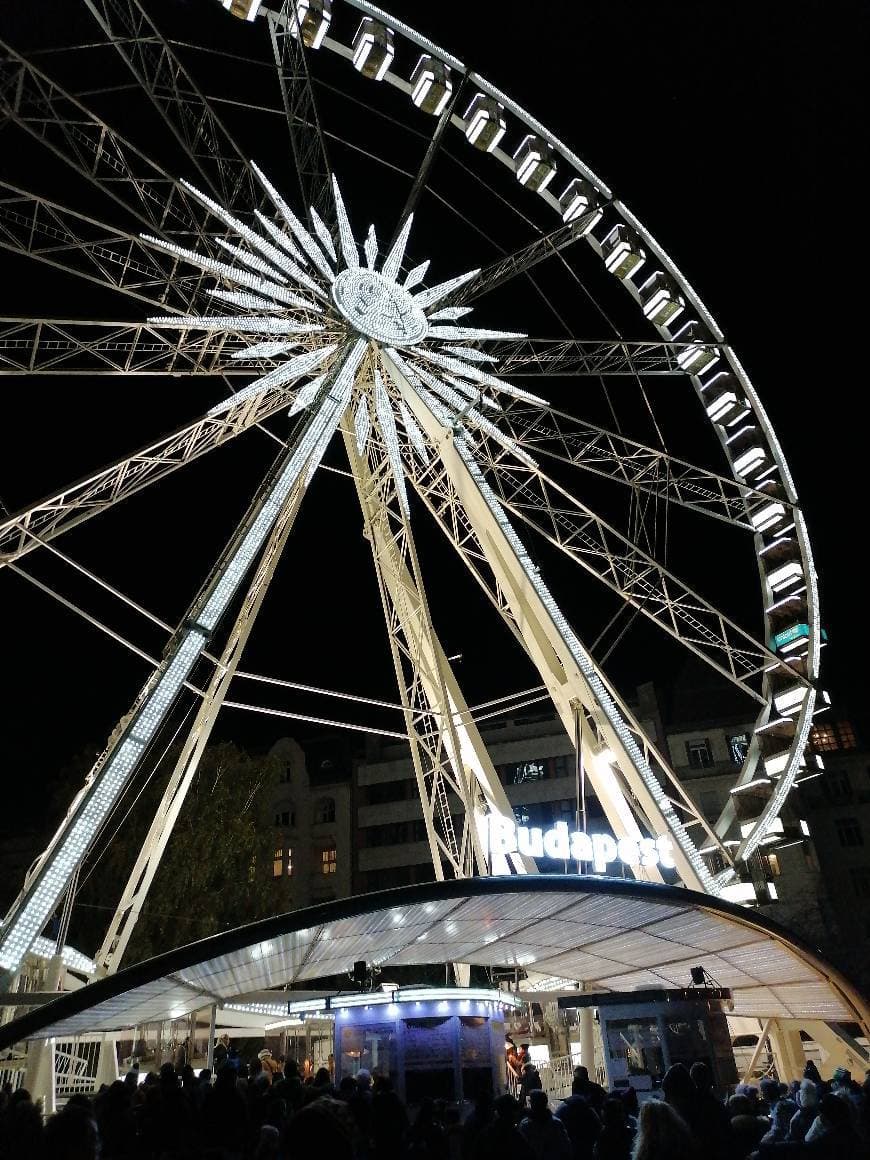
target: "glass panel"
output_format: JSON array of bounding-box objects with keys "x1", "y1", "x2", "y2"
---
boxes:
[
  {"x1": 663, "y1": 1017, "x2": 710, "y2": 1072},
  {"x1": 339, "y1": 1022, "x2": 396, "y2": 1083},
  {"x1": 606, "y1": 1018, "x2": 665, "y2": 1084}
]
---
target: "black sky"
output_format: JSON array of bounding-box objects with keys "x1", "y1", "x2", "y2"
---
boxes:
[{"x1": 1, "y1": 0, "x2": 867, "y2": 836}]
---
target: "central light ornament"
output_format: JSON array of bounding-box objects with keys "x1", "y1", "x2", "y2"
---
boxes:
[
  {"x1": 333, "y1": 268, "x2": 428, "y2": 346},
  {"x1": 143, "y1": 166, "x2": 535, "y2": 454}
]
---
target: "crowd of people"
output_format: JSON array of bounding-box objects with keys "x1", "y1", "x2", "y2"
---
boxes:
[{"x1": 1, "y1": 1048, "x2": 868, "y2": 1160}]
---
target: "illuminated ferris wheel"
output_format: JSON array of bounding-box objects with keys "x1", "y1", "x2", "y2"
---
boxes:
[{"x1": 0, "y1": 0, "x2": 822, "y2": 982}]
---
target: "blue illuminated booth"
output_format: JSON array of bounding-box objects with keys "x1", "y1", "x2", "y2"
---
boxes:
[{"x1": 286, "y1": 986, "x2": 520, "y2": 1103}]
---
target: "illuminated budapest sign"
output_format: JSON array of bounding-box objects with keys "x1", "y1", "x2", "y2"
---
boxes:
[{"x1": 487, "y1": 815, "x2": 677, "y2": 874}]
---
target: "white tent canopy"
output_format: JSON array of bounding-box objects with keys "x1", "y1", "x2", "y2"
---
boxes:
[{"x1": 2, "y1": 876, "x2": 866, "y2": 1044}]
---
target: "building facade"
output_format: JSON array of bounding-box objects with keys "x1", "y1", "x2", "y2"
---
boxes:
[
  {"x1": 265, "y1": 735, "x2": 354, "y2": 910},
  {"x1": 262, "y1": 685, "x2": 868, "y2": 982}
]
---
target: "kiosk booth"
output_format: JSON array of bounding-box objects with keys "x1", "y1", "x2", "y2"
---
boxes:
[
  {"x1": 285, "y1": 987, "x2": 520, "y2": 1103},
  {"x1": 561, "y1": 987, "x2": 738, "y2": 1092}
]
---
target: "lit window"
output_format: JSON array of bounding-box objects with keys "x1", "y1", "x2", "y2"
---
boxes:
[
  {"x1": 286, "y1": 848, "x2": 293, "y2": 877},
  {"x1": 507, "y1": 760, "x2": 546, "y2": 785},
  {"x1": 314, "y1": 797, "x2": 336, "y2": 824},
  {"x1": 273, "y1": 847, "x2": 284, "y2": 878},
  {"x1": 764, "y1": 853, "x2": 781, "y2": 877},
  {"x1": 835, "y1": 817, "x2": 864, "y2": 848},
  {"x1": 837, "y1": 722, "x2": 857, "y2": 749},
  {"x1": 811, "y1": 723, "x2": 836, "y2": 751},
  {"x1": 685, "y1": 739, "x2": 713, "y2": 769},
  {"x1": 811, "y1": 722, "x2": 856, "y2": 752},
  {"x1": 728, "y1": 734, "x2": 749, "y2": 765},
  {"x1": 321, "y1": 847, "x2": 337, "y2": 875},
  {"x1": 849, "y1": 867, "x2": 870, "y2": 898}
]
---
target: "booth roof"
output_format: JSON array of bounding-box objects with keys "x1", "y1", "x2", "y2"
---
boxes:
[{"x1": 1, "y1": 875, "x2": 865, "y2": 1045}]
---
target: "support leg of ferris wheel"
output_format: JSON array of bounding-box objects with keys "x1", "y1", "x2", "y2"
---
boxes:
[
  {"x1": 385, "y1": 351, "x2": 719, "y2": 896},
  {"x1": 341, "y1": 404, "x2": 536, "y2": 883},
  {"x1": 340, "y1": 396, "x2": 484, "y2": 886},
  {"x1": 0, "y1": 337, "x2": 366, "y2": 986},
  {"x1": 93, "y1": 472, "x2": 307, "y2": 977}
]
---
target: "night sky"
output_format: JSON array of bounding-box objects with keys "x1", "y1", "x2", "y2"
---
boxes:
[{"x1": 1, "y1": 0, "x2": 866, "y2": 846}]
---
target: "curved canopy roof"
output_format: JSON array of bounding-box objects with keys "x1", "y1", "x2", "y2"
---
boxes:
[{"x1": 2, "y1": 876, "x2": 866, "y2": 1046}]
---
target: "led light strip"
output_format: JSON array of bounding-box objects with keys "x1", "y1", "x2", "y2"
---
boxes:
[{"x1": 0, "y1": 341, "x2": 364, "y2": 975}]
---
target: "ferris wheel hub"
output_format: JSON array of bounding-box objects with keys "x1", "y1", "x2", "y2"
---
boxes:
[{"x1": 332, "y1": 267, "x2": 429, "y2": 346}]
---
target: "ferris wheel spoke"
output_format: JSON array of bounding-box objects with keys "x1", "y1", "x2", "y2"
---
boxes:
[
  {"x1": 0, "y1": 42, "x2": 235, "y2": 250},
  {"x1": 499, "y1": 399, "x2": 788, "y2": 530},
  {"x1": 0, "y1": 184, "x2": 213, "y2": 313},
  {"x1": 472, "y1": 449, "x2": 799, "y2": 701},
  {"x1": 490, "y1": 337, "x2": 694, "y2": 377},
  {"x1": 0, "y1": 356, "x2": 341, "y2": 568},
  {"x1": 0, "y1": 319, "x2": 239, "y2": 375},
  {"x1": 81, "y1": 0, "x2": 262, "y2": 215},
  {"x1": 448, "y1": 212, "x2": 599, "y2": 307},
  {"x1": 266, "y1": 4, "x2": 334, "y2": 223},
  {"x1": 391, "y1": 75, "x2": 468, "y2": 249},
  {"x1": 0, "y1": 318, "x2": 335, "y2": 376}
]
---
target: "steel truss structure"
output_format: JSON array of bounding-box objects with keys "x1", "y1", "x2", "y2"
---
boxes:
[{"x1": 0, "y1": 0, "x2": 822, "y2": 992}]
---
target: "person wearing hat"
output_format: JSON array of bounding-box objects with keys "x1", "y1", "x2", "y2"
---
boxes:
[
  {"x1": 788, "y1": 1078, "x2": 820, "y2": 1142},
  {"x1": 804, "y1": 1091, "x2": 865, "y2": 1157},
  {"x1": 257, "y1": 1048, "x2": 281, "y2": 1077}
]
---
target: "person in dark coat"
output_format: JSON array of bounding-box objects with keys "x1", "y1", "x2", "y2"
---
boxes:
[
  {"x1": 554, "y1": 1076, "x2": 602, "y2": 1160},
  {"x1": 803, "y1": 1092, "x2": 866, "y2": 1159},
  {"x1": 788, "y1": 1079, "x2": 819, "y2": 1142},
  {"x1": 472, "y1": 1094, "x2": 535, "y2": 1160},
  {"x1": 689, "y1": 1060, "x2": 733, "y2": 1160},
  {"x1": 592, "y1": 1096, "x2": 634, "y2": 1160},
  {"x1": 573, "y1": 1066, "x2": 607, "y2": 1116},
  {"x1": 519, "y1": 1061, "x2": 543, "y2": 1107},
  {"x1": 519, "y1": 1089, "x2": 572, "y2": 1160},
  {"x1": 201, "y1": 1059, "x2": 248, "y2": 1158}
]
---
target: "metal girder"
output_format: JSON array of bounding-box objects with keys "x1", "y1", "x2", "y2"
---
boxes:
[
  {"x1": 0, "y1": 319, "x2": 243, "y2": 375},
  {"x1": 267, "y1": 4, "x2": 333, "y2": 223},
  {"x1": 0, "y1": 319, "x2": 336, "y2": 375},
  {"x1": 394, "y1": 411, "x2": 729, "y2": 882},
  {"x1": 490, "y1": 338, "x2": 693, "y2": 377},
  {"x1": 0, "y1": 338, "x2": 363, "y2": 979},
  {"x1": 95, "y1": 470, "x2": 305, "y2": 976},
  {"x1": 451, "y1": 214, "x2": 596, "y2": 307},
  {"x1": 81, "y1": 0, "x2": 261, "y2": 215},
  {"x1": 342, "y1": 370, "x2": 485, "y2": 881},
  {"x1": 386, "y1": 352, "x2": 723, "y2": 894},
  {"x1": 0, "y1": 41, "x2": 219, "y2": 245},
  {"x1": 393, "y1": 75, "x2": 467, "y2": 244},
  {"x1": 0, "y1": 347, "x2": 338, "y2": 568},
  {"x1": 499, "y1": 401, "x2": 784, "y2": 529},
  {"x1": 470, "y1": 441, "x2": 802, "y2": 701},
  {"x1": 0, "y1": 184, "x2": 211, "y2": 313}
]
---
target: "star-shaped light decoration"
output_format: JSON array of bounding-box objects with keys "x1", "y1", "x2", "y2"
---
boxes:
[{"x1": 144, "y1": 166, "x2": 548, "y2": 508}]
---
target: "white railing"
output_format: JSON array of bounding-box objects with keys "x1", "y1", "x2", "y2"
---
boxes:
[
  {"x1": 0, "y1": 1060, "x2": 27, "y2": 1093},
  {"x1": 55, "y1": 1040, "x2": 100, "y2": 1101},
  {"x1": 537, "y1": 1053, "x2": 575, "y2": 1103}
]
